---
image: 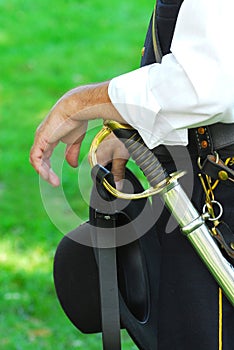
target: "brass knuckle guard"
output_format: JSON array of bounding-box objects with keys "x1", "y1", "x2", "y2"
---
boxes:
[{"x1": 89, "y1": 121, "x2": 184, "y2": 200}]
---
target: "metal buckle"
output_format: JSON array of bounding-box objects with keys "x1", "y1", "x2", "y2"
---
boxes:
[{"x1": 197, "y1": 151, "x2": 219, "y2": 170}]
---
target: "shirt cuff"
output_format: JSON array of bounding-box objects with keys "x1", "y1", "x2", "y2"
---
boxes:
[{"x1": 108, "y1": 66, "x2": 162, "y2": 149}]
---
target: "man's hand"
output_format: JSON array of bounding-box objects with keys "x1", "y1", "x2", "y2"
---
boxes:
[
  {"x1": 29, "y1": 81, "x2": 128, "y2": 186},
  {"x1": 30, "y1": 116, "x2": 88, "y2": 186},
  {"x1": 95, "y1": 133, "x2": 130, "y2": 190}
]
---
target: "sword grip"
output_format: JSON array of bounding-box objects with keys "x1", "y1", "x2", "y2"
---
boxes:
[{"x1": 112, "y1": 127, "x2": 168, "y2": 187}]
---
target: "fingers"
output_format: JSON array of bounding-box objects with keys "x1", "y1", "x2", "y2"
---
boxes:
[
  {"x1": 30, "y1": 139, "x2": 60, "y2": 187},
  {"x1": 65, "y1": 143, "x2": 81, "y2": 167},
  {"x1": 40, "y1": 162, "x2": 60, "y2": 187},
  {"x1": 95, "y1": 133, "x2": 130, "y2": 188},
  {"x1": 30, "y1": 116, "x2": 87, "y2": 186},
  {"x1": 111, "y1": 158, "x2": 128, "y2": 190}
]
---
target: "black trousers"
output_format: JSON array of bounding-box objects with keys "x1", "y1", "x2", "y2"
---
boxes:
[{"x1": 152, "y1": 142, "x2": 234, "y2": 350}]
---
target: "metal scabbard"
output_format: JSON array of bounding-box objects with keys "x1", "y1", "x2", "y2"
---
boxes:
[{"x1": 161, "y1": 180, "x2": 234, "y2": 306}]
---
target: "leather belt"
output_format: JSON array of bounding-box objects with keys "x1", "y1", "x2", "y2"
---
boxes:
[
  {"x1": 190, "y1": 123, "x2": 234, "y2": 158},
  {"x1": 153, "y1": 123, "x2": 234, "y2": 159}
]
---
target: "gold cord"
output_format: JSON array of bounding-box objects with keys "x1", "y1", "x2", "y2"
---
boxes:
[
  {"x1": 199, "y1": 155, "x2": 233, "y2": 350},
  {"x1": 219, "y1": 288, "x2": 223, "y2": 350}
]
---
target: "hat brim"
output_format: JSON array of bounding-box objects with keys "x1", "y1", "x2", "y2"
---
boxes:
[{"x1": 53, "y1": 168, "x2": 161, "y2": 350}]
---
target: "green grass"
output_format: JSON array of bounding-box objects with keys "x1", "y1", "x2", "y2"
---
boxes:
[{"x1": 0, "y1": 0, "x2": 153, "y2": 349}]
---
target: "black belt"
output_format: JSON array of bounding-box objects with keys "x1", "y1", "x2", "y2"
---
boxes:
[
  {"x1": 190, "y1": 123, "x2": 234, "y2": 158},
  {"x1": 153, "y1": 123, "x2": 234, "y2": 159}
]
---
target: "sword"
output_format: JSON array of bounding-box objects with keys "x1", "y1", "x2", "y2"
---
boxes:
[{"x1": 89, "y1": 120, "x2": 234, "y2": 306}]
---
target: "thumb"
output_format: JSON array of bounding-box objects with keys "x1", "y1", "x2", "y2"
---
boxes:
[{"x1": 111, "y1": 158, "x2": 127, "y2": 190}]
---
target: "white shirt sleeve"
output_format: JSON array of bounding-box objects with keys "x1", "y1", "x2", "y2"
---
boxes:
[{"x1": 108, "y1": 0, "x2": 234, "y2": 148}]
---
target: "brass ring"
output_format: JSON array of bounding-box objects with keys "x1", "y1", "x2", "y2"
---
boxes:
[{"x1": 202, "y1": 200, "x2": 223, "y2": 221}]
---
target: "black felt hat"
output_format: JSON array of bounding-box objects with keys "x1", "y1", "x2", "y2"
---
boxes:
[{"x1": 53, "y1": 167, "x2": 161, "y2": 350}]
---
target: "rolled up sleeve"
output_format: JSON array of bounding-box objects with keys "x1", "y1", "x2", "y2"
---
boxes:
[{"x1": 108, "y1": 0, "x2": 234, "y2": 148}]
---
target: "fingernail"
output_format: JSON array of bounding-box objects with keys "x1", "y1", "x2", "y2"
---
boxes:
[
  {"x1": 115, "y1": 180, "x2": 123, "y2": 191},
  {"x1": 49, "y1": 168, "x2": 60, "y2": 187},
  {"x1": 39, "y1": 164, "x2": 49, "y2": 181}
]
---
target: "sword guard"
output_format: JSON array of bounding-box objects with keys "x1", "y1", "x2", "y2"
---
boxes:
[{"x1": 89, "y1": 123, "x2": 185, "y2": 200}]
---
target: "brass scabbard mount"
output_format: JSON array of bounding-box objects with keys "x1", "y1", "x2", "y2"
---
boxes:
[{"x1": 89, "y1": 120, "x2": 185, "y2": 200}]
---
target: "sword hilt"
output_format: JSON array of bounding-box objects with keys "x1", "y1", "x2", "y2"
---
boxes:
[
  {"x1": 110, "y1": 123, "x2": 168, "y2": 187},
  {"x1": 89, "y1": 121, "x2": 178, "y2": 200}
]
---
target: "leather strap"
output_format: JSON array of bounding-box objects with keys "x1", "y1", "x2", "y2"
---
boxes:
[
  {"x1": 201, "y1": 155, "x2": 234, "y2": 184},
  {"x1": 91, "y1": 165, "x2": 121, "y2": 350},
  {"x1": 209, "y1": 123, "x2": 234, "y2": 150},
  {"x1": 95, "y1": 212, "x2": 121, "y2": 350},
  {"x1": 193, "y1": 127, "x2": 214, "y2": 158}
]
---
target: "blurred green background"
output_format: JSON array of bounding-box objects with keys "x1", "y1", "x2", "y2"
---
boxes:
[{"x1": 0, "y1": 0, "x2": 153, "y2": 349}]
